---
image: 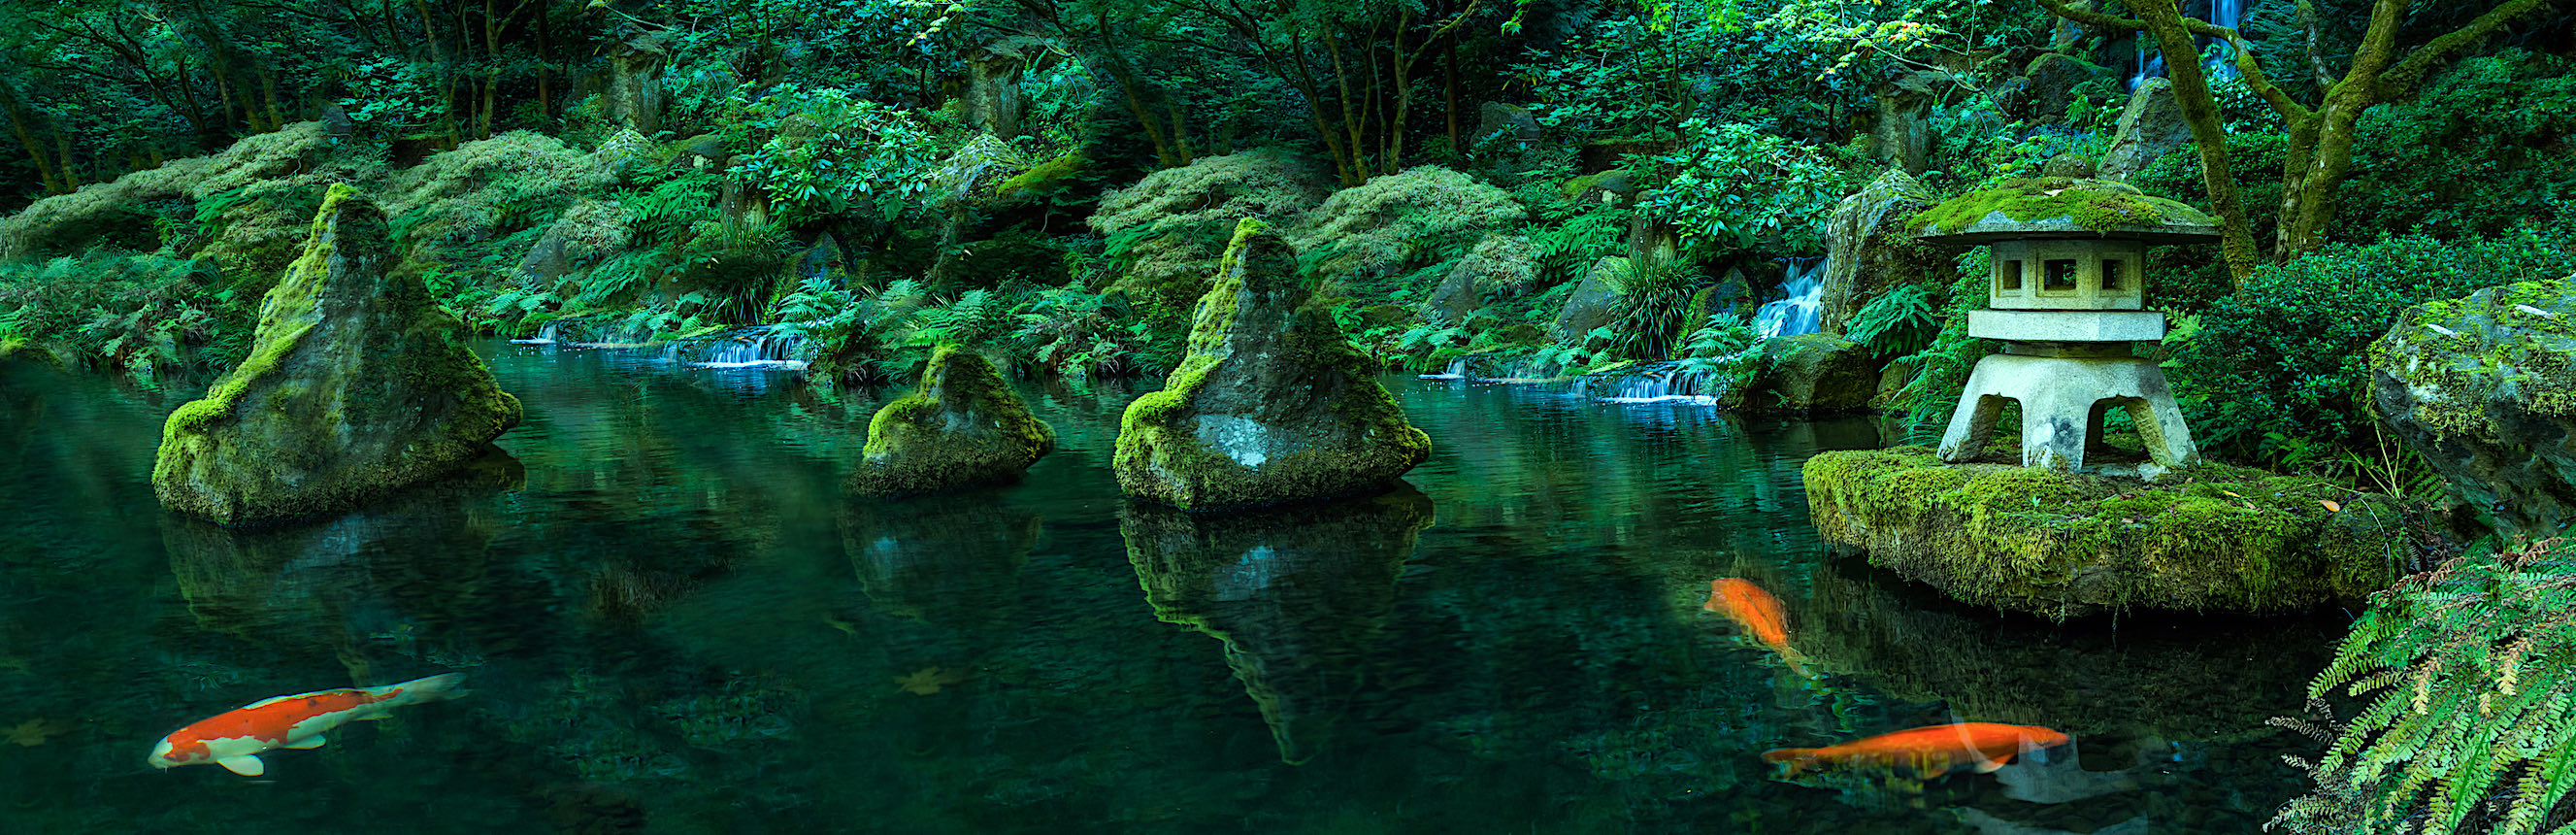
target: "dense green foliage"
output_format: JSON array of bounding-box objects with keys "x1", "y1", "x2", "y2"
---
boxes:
[
  {"x1": 2274, "y1": 537, "x2": 2576, "y2": 835},
  {"x1": 2169, "y1": 228, "x2": 2576, "y2": 466}
]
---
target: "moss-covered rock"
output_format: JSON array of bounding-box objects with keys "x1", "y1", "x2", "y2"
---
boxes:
[
  {"x1": 1114, "y1": 219, "x2": 1432, "y2": 511},
  {"x1": 1909, "y1": 177, "x2": 2216, "y2": 241},
  {"x1": 1734, "y1": 334, "x2": 1876, "y2": 414},
  {"x1": 1820, "y1": 170, "x2": 1945, "y2": 335},
  {"x1": 152, "y1": 184, "x2": 523, "y2": 526},
  {"x1": 2370, "y1": 274, "x2": 2576, "y2": 540},
  {"x1": 1120, "y1": 487, "x2": 1433, "y2": 763},
  {"x1": 1549, "y1": 256, "x2": 1630, "y2": 343},
  {"x1": 1803, "y1": 447, "x2": 2420, "y2": 619},
  {"x1": 847, "y1": 346, "x2": 1055, "y2": 498}
]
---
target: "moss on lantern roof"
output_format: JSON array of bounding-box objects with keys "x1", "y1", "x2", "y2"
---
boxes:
[{"x1": 1911, "y1": 177, "x2": 2219, "y2": 244}]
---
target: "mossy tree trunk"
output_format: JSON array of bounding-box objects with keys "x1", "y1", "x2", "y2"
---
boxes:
[
  {"x1": 2038, "y1": 0, "x2": 2260, "y2": 284},
  {"x1": 2043, "y1": 0, "x2": 2566, "y2": 269}
]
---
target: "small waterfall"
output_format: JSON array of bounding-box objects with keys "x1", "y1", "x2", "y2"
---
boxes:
[
  {"x1": 1596, "y1": 362, "x2": 1719, "y2": 405},
  {"x1": 1417, "y1": 357, "x2": 1470, "y2": 381},
  {"x1": 2130, "y1": 0, "x2": 2241, "y2": 88},
  {"x1": 509, "y1": 321, "x2": 563, "y2": 346},
  {"x1": 1753, "y1": 259, "x2": 1825, "y2": 339},
  {"x1": 689, "y1": 331, "x2": 808, "y2": 371}
]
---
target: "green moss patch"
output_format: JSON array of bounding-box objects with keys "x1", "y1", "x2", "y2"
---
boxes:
[
  {"x1": 847, "y1": 345, "x2": 1055, "y2": 498},
  {"x1": 1910, "y1": 177, "x2": 2211, "y2": 237},
  {"x1": 1803, "y1": 447, "x2": 2419, "y2": 619}
]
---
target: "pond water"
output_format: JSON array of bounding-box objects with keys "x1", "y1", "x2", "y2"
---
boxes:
[{"x1": 0, "y1": 342, "x2": 2341, "y2": 834}]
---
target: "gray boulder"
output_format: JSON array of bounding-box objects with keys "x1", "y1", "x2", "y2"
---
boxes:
[
  {"x1": 153, "y1": 184, "x2": 522, "y2": 525},
  {"x1": 1733, "y1": 334, "x2": 1877, "y2": 414},
  {"x1": 2100, "y1": 79, "x2": 2193, "y2": 181},
  {"x1": 1550, "y1": 256, "x2": 1630, "y2": 343},
  {"x1": 1819, "y1": 170, "x2": 1944, "y2": 336},
  {"x1": 2371, "y1": 276, "x2": 2576, "y2": 539},
  {"x1": 848, "y1": 346, "x2": 1056, "y2": 498},
  {"x1": 1114, "y1": 219, "x2": 1432, "y2": 511}
]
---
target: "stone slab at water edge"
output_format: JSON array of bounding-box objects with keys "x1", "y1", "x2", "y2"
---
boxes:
[
  {"x1": 847, "y1": 345, "x2": 1055, "y2": 498},
  {"x1": 2371, "y1": 273, "x2": 2576, "y2": 541},
  {"x1": 1115, "y1": 218, "x2": 1432, "y2": 511},
  {"x1": 153, "y1": 184, "x2": 522, "y2": 526},
  {"x1": 1802, "y1": 447, "x2": 2417, "y2": 619}
]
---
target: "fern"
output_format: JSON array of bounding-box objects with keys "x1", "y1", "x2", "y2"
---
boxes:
[
  {"x1": 1846, "y1": 284, "x2": 1940, "y2": 359},
  {"x1": 2273, "y1": 538, "x2": 2576, "y2": 835}
]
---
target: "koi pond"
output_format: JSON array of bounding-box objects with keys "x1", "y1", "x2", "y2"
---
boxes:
[{"x1": 0, "y1": 342, "x2": 2341, "y2": 833}]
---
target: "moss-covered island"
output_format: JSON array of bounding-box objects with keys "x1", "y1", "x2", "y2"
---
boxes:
[
  {"x1": 1803, "y1": 446, "x2": 2415, "y2": 619},
  {"x1": 151, "y1": 184, "x2": 522, "y2": 525},
  {"x1": 847, "y1": 344, "x2": 1055, "y2": 497},
  {"x1": 1113, "y1": 218, "x2": 1432, "y2": 511}
]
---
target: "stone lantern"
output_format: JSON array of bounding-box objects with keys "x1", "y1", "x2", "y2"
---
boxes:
[{"x1": 1913, "y1": 176, "x2": 2215, "y2": 478}]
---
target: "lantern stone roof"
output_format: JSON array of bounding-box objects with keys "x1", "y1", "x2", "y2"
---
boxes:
[{"x1": 1911, "y1": 177, "x2": 2222, "y2": 245}]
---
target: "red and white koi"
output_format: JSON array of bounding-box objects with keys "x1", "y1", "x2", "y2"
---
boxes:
[{"x1": 149, "y1": 673, "x2": 467, "y2": 776}]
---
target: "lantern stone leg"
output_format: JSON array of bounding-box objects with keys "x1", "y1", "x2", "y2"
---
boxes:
[{"x1": 1935, "y1": 352, "x2": 2199, "y2": 476}]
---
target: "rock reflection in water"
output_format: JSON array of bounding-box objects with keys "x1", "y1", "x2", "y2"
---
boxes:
[
  {"x1": 1121, "y1": 488, "x2": 1434, "y2": 764},
  {"x1": 162, "y1": 454, "x2": 524, "y2": 683},
  {"x1": 1796, "y1": 551, "x2": 2337, "y2": 752},
  {"x1": 840, "y1": 488, "x2": 1040, "y2": 627}
]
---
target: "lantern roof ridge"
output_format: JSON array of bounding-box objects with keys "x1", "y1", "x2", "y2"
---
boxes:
[{"x1": 1911, "y1": 177, "x2": 2222, "y2": 245}]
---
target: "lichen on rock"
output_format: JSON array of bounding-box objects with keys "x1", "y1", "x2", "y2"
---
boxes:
[
  {"x1": 152, "y1": 184, "x2": 523, "y2": 526},
  {"x1": 2370, "y1": 273, "x2": 2576, "y2": 540},
  {"x1": 847, "y1": 345, "x2": 1055, "y2": 498},
  {"x1": 1803, "y1": 446, "x2": 2419, "y2": 619},
  {"x1": 1114, "y1": 218, "x2": 1432, "y2": 511}
]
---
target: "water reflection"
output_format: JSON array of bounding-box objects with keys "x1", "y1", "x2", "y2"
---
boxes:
[
  {"x1": 1122, "y1": 488, "x2": 1434, "y2": 764},
  {"x1": 842, "y1": 489, "x2": 1040, "y2": 627},
  {"x1": 160, "y1": 455, "x2": 523, "y2": 684}
]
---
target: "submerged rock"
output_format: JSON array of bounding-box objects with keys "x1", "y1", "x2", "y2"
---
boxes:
[
  {"x1": 847, "y1": 346, "x2": 1055, "y2": 497},
  {"x1": 2371, "y1": 276, "x2": 2576, "y2": 540},
  {"x1": 1803, "y1": 447, "x2": 2419, "y2": 618},
  {"x1": 1115, "y1": 219, "x2": 1432, "y2": 511},
  {"x1": 1121, "y1": 488, "x2": 1432, "y2": 763},
  {"x1": 152, "y1": 184, "x2": 523, "y2": 526},
  {"x1": 1818, "y1": 170, "x2": 1944, "y2": 336}
]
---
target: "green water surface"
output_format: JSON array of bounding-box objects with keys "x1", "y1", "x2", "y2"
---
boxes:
[{"x1": 0, "y1": 343, "x2": 2339, "y2": 833}]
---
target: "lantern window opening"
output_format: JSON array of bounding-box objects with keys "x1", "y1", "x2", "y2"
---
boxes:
[
  {"x1": 2101, "y1": 258, "x2": 2126, "y2": 291},
  {"x1": 1998, "y1": 259, "x2": 2025, "y2": 292},
  {"x1": 2040, "y1": 259, "x2": 2079, "y2": 294}
]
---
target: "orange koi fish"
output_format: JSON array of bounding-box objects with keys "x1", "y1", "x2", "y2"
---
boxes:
[
  {"x1": 150, "y1": 673, "x2": 467, "y2": 776},
  {"x1": 1704, "y1": 578, "x2": 1807, "y2": 673},
  {"x1": 1763, "y1": 722, "x2": 2070, "y2": 779}
]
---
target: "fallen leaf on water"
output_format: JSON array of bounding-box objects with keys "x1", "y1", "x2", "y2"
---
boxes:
[
  {"x1": 2321, "y1": 499, "x2": 2342, "y2": 513},
  {"x1": 6, "y1": 718, "x2": 71, "y2": 747},
  {"x1": 895, "y1": 667, "x2": 970, "y2": 696}
]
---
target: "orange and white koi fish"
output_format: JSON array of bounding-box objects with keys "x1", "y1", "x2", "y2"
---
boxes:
[
  {"x1": 1763, "y1": 722, "x2": 2071, "y2": 779},
  {"x1": 1704, "y1": 578, "x2": 1808, "y2": 674},
  {"x1": 150, "y1": 673, "x2": 467, "y2": 776}
]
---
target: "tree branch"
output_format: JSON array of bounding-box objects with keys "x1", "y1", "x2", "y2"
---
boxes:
[
  {"x1": 2374, "y1": 0, "x2": 2565, "y2": 99},
  {"x1": 2033, "y1": 0, "x2": 2142, "y2": 33}
]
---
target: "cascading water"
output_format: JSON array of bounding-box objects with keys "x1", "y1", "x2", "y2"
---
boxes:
[
  {"x1": 508, "y1": 321, "x2": 563, "y2": 346},
  {"x1": 2130, "y1": 0, "x2": 2243, "y2": 88},
  {"x1": 1596, "y1": 362, "x2": 1721, "y2": 406},
  {"x1": 1752, "y1": 259, "x2": 1825, "y2": 339},
  {"x1": 1417, "y1": 357, "x2": 1470, "y2": 381},
  {"x1": 690, "y1": 331, "x2": 809, "y2": 371}
]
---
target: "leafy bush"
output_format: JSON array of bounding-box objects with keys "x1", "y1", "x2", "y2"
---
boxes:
[
  {"x1": 2273, "y1": 537, "x2": 2576, "y2": 835},
  {"x1": 1605, "y1": 253, "x2": 1707, "y2": 360},
  {"x1": 1674, "y1": 311, "x2": 1763, "y2": 393},
  {"x1": 1087, "y1": 149, "x2": 1336, "y2": 313},
  {"x1": 385, "y1": 131, "x2": 626, "y2": 250},
  {"x1": 1845, "y1": 284, "x2": 1939, "y2": 360},
  {"x1": 2337, "y1": 50, "x2": 2576, "y2": 243},
  {"x1": 1290, "y1": 165, "x2": 1527, "y2": 290},
  {"x1": 729, "y1": 86, "x2": 947, "y2": 226},
  {"x1": 1633, "y1": 119, "x2": 1848, "y2": 259},
  {"x1": 0, "y1": 253, "x2": 242, "y2": 380},
  {"x1": 2170, "y1": 228, "x2": 2576, "y2": 462}
]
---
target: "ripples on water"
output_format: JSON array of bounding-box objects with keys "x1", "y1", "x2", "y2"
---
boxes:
[{"x1": 0, "y1": 343, "x2": 2336, "y2": 833}]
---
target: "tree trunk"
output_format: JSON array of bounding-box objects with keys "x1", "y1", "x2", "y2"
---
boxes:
[
  {"x1": 2277, "y1": 95, "x2": 2368, "y2": 254},
  {"x1": 1, "y1": 94, "x2": 64, "y2": 195},
  {"x1": 535, "y1": 0, "x2": 553, "y2": 118},
  {"x1": 2137, "y1": 1, "x2": 2260, "y2": 283},
  {"x1": 1442, "y1": 35, "x2": 1459, "y2": 155}
]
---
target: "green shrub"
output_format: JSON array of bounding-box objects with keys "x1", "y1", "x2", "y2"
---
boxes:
[
  {"x1": 2170, "y1": 228, "x2": 2576, "y2": 462},
  {"x1": 1633, "y1": 119, "x2": 1848, "y2": 260},
  {"x1": 0, "y1": 253, "x2": 243, "y2": 380},
  {"x1": 2337, "y1": 50, "x2": 2576, "y2": 242},
  {"x1": 1087, "y1": 149, "x2": 1336, "y2": 314},
  {"x1": 1290, "y1": 165, "x2": 1527, "y2": 291}
]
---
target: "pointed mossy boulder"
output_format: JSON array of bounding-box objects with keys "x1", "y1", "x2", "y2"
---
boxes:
[
  {"x1": 1114, "y1": 218, "x2": 1432, "y2": 511},
  {"x1": 847, "y1": 345, "x2": 1055, "y2": 497},
  {"x1": 152, "y1": 184, "x2": 522, "y2": 526}
]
